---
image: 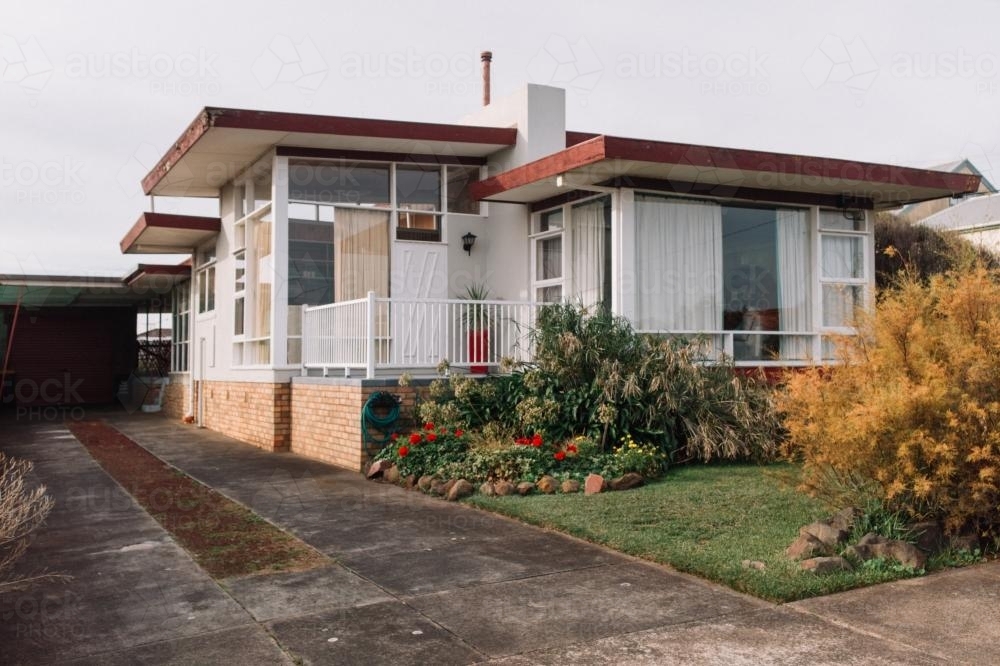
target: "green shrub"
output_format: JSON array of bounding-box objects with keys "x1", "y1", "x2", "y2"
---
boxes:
[
  {"x1": 780, "y1": 265, "x2": 1000, "y2": 540},
  {"x1": 420, "y1": 303, "x2": 782, "y2": 464},
  {"x1": 374, "y1": 424, "x2": 470, "y2": 478}
]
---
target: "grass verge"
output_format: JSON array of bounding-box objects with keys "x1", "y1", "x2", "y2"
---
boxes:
[
  {"x1": 67, "y1": 420, "x2": 327, "y2": 579},
  {"x1": 466, "y1": 463, "x2": 936, "y2": 602}
]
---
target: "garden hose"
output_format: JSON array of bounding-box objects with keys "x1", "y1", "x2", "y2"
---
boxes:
[{"x1": 361, "y1": 391, "x2": 401, "y2": 456}]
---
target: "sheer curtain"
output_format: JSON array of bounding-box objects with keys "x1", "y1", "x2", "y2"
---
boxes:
[
  {"x1": 570, "y1": 199, "x2": 605, "y2": 308},
  {"x1": 334, "y1": 208, "x2": 390, "y2": 302},
  {"x1": 635, "y1": 196, "x2": 722, "y2": 331},
  {"x1": 776, "y1": 209, "x2": 811, "y2": 360}
]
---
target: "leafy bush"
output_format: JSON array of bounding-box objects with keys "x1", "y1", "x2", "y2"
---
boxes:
[
  {"x1": 780, "y1": 265, "x2": 1000, "y2": 540},
  {"x1": 421, "y1": 304, "x2": 782, "y2": 464},
  {"x1": 875, "y1": 212, "x2": 998, "y2": 291}
]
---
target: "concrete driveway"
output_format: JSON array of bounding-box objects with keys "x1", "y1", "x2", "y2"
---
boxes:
[{"x1": 2, "y1": 413, "x2": 999, "y2": 664}]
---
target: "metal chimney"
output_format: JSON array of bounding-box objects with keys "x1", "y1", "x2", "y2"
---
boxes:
[{"x1": 481, "y1": 51, "x2": 492, "y2": 106}]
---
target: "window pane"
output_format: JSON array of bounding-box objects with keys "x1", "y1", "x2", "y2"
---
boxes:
[
  {"x1": 396, "y1": 212, "x2": 441, "y2": 242},
  {"x1": 234, "y1": 297, "x2": 244, "y2": 336},
  {"x1": 537, "y1": 286, "x2": 562, "y2": 303},
  {"x1": 396, "y1": 165, "x2": 441, "y2": 208},
  {"x1": 820, "y1": 210, "x2": 867, "y2": 232},
  {"x1": 252, "y1": 166, "x2": 271, "y2": 211},
  {"x1": 235, "y1": 251, "x2": 246, "y2": 293},
  {"x1": 288, "y1": 218, "x2": 334, "y2": 306},
  {"x1": 537, "y1": 237, "x2": 562, "y2": 280},
  {"x1": 206, "y1": 266, "x2": 215, "y2": 311},
  {"x1": 447, "y1": 165, "x2": 480, "y2": 214},
  {"x1": 539, "y1": 209, "x2": 563, "y2": 233},
  {"x1": 821, "y1": 235, "x2": 864, "y2": 279},
  {"x1": 823, "y1": 284, "x2": 863, "y2": 327},
  {"x1": 288, "y1": 161, "x2": 390, "y2": 205}
]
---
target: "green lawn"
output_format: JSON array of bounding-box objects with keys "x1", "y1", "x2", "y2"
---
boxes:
[{"x1": 465, "y1": 464, "x2": 927, "y2": 602}]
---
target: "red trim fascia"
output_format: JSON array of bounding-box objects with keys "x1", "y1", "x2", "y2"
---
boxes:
[
  {"x1": 143, "y1": 107, "x2": 518, "y2": 194},
  {"x1": 566, "y1": 131, "x2": 600, "y2": 147},
  {"x1": 471, "y1": 134, "x2": 983, "y2": 204},
  {"x1": 119, "y1": 213, "x2": 221, "y2": 254},
  {"x1": 275, "y1": 146, "x2": 487, "y2": 166},
  {"x1": 123, "y1": 263, "x2": 193, "y2": 286},
  {"x1": 601, "y1": 136, "x2": 981, "y2": 194},
  {"x1": 469, "y1": 136, "x2": 608, "y2": 201},
  {"x1": 529, "y1": 189, "x2": 605, "y2": 213}
]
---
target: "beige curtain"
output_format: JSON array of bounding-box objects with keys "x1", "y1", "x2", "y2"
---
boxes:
[{"x1": 334, "y1": 208, "x2": 390, "y2": 301}]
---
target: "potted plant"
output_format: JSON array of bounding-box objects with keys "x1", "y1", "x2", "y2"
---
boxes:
[{"x1": 460, "y1": 283, "x2": 494, "y2": 374}]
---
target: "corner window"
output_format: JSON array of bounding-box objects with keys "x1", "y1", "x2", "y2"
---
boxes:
[
  {"x1": 196, "y1": 248, "x2": 216, "y2": 314},
  {"x1": 446, "y1": 165, "x2": 482, "y2": 215},
  {"x1": 170, "y1": 286, "x2": 190, "y2": 372},
  {"x1": 819, "y1": 210, "x2": 870, "y2": 329}
]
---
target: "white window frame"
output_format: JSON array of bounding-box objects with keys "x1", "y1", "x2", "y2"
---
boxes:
[
  {"x1": 530, "y1": 207, "x2": 567, "y2": 303},
  {"x1": 170, "y1": 285, "x2": 190, "y2": 373},
  {"x1": 818, "y1": 208, "x2": 872, "y2": 335},
  {"x1": 195, "y1": 244, "x2": 216, "y2": 316}
]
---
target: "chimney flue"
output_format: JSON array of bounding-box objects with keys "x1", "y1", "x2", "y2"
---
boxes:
[{"x1": 481, "y1": 51, "x2": 492, "y2": 106}]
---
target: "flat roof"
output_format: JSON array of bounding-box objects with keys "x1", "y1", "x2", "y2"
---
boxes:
[
  {"x1": 120, "y1": 213, "x2": 221, "y2": 254},
  {"x1": 470, "y1": 135, "x2": 983, "y2": 210},
  {"x1": 143, "y1": 107, "x2": 519, "y2": 197}
]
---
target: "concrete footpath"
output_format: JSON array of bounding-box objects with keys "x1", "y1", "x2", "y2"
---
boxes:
[{"x1": 2, "y1": 413, "x2": 1000, "y2": 664}]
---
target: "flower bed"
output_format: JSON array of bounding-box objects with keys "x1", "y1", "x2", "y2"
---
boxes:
[{"x1": 371, "y1": 423, "x2": 666, "y2": 499}]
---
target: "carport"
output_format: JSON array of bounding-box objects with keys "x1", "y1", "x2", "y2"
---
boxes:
[{"x1": 0, "y1": 268, "x2": 187, "y2": 408}]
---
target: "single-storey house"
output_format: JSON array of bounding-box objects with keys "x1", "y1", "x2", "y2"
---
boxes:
[{"x1": 114, "y1": 75, "x2": 980, "y2": 471}]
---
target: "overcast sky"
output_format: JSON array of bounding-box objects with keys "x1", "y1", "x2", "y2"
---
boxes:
[{"x1": 2, "y1": 0, "x2": 999, "y2": 275}]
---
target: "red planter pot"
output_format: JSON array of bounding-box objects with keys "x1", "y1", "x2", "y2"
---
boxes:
[{"x1": 468, "y1": 329, "x2": 489, "y2": 375}]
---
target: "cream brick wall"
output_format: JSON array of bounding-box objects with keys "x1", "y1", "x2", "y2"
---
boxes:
[
  {"x1": 200, "y1": 380, "x2": 291, "y2": 452},
  {"x1": 161, "y1": 374, "x2": 191, "y2": 421},
  {"x1": 290, "y1": 382, "x2": 427, "y2": 472}
]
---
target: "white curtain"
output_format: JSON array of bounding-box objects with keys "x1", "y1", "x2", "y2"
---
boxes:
[
  {"x1": 776, "y1": 209, "x2": 812, "y2": 360},
  {"x1": 334, "y1": 208, "x2": 390, "y2": 302},
  {"x1": 570, "y1": 199, "x2": 605, "y2": 308},
  {"x1": 635, "y1": 196, "x2": 722, "y2": 331}
]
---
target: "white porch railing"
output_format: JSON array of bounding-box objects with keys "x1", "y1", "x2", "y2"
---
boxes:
[{"x1": 303, "y1": 292, "x2": 541, "y2": 378}]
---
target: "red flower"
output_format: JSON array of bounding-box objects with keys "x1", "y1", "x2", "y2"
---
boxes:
[
  {"x1": 454, "y1": 429, "x2": 464, "y2": 437},
  {"x1": 531, "y1": 433, "x2": 543, "y2": 447},
  {"x1": 398, "y1": 445, "x2": 410, "y2": 457},
  {"x1": 424, "y1": 422, "x2": 435, "y2": 431},
  {"x1": 567, "y1": 444, "x2": 578, "y2": 453},
  {"x1": 554, "y1": 451, "x2": 566, "y2": 461},
  {"x1": 390, "y1": 433, "x2": 400, "y2": 441},
  {"x1": 409, "y1": 433, "x2": 422, "y2": 445},
  {"x1": 426, "y1": 433, "x2": 437, "y2": 442}
]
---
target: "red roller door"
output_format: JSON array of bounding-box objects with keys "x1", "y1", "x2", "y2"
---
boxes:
[{"x1": 8, "y1": 311, "x2": 115, "y2": 405}]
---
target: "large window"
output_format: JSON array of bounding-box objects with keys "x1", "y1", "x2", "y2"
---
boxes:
[
  {"x1": 532, "y1": 209, "x2": 565, "y2": 303},
  {"x1": 634, "y1": 194, "x2": 814, "y2": 361},
  {"x1": 195, "y1": 247, "x2": 216, "y2": 314},
  {"x1": 531, "y1": 197, "x2": 612, "y2": 307}
]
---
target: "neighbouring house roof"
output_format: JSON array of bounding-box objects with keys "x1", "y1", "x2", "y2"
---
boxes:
[
  {"x1": 0, "y1": 274, "x2": 143, "y2": 307},
  {"x1": 143, "y1": 107, "x2": 519, "y2": 197},
  {"x1": 928, "y1": 158, "x2": 996, "y2": 193},
  {"x1": 470, "y1": 135, "x2": 983, "y2": 210},
  {"x1": 120, "y1": 213, "x2": 221, "y2": 254},
  {"x1": 920, "y1": 193, "x2": 1000, "y2": 233}
]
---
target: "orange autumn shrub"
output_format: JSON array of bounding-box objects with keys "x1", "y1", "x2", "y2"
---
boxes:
[{"x1": 780, "y1": 265, "x2": 1000, "y2": 539}]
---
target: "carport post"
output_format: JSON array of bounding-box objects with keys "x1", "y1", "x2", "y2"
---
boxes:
[{"x1": 0, "y1": 290, "x2": 23, "y2": 405}]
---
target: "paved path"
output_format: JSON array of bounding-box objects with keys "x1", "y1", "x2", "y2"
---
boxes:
[{"x1": 3, "y1": 414, "x2": 1000, "y2": 664}]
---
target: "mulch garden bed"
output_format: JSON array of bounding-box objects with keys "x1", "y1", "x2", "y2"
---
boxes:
[{"x1": 67, "y1": 421, "x2": 327, "y2": 579}]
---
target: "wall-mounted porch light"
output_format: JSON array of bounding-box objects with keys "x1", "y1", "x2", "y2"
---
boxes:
[{"x1": 462, "y1": 232, "x2": 477, "y2": 255}]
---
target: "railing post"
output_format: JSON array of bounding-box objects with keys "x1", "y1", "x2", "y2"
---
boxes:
[
  {"x1": 366, "y1": 291, "x2": 376, "y2": 379},
  {"x1": 300, "y1": 305, "x2": 308, "y2": 376}
]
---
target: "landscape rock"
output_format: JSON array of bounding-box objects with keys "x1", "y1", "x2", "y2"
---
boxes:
[
  {"x1": 846, "y1": 533, "x2": 927, "y2": 570},
  {"x1": 829, "y1": 507, "x2": 860, "y2": 533},
  {"x1": 516, "y1": 481, "x2": 535, "y2": 496},
  {"x1": 439, "y1": 479, "x2": 457, "y2": 497},
  {"x1": 741, "y1": 560, "x2": 767, "y2": 571},
  {"x1": 911, "y1": 521, "x2": 943, "y2": 553},
  {"x1": 417, "y1": 475, "x2": 435, "y2": 492},
  {"x1": 950, "y1": 533, "x2": 980, "y2": 553},
  {"x1": 537, "y1": 475, "x2": 559, "y2": 494},
  {"x1": 479, "y1": 481, "x2": 496, "y2": 497},
  {"x1": 446, "y1": 479, "x2": 475, "y2": 501},
  {"x1": 403, "y1": 474, "x2": 416, "y2": 490},
  {"x1": 609, "y1": 472, "x2": 645, "y2": 492},
  {"x1": 429, "y1": 478, "x2": 448, "y2": 496},
  {"x1": 584, "y1": 474, "x2": 606, "y2": 495},
  {"x1": 800, "y1": 520, "x2": 849, "y2": 548},
  {"x1": 494, "y1": 480, "x2": 517, "y2": 497},
  {"x1": 384, "y1": 465, "x2": 400, "y2": 485},
  {"x1": 366, "y1": 459, "x2": 393, "y2": 479},
  {"x1": 801, "y1": 556, "x2": 853, "y2": 574},
  {"x1": 786, "y1": 533, "x2": 829, "y2": 560},
  {"x1": 561, "y1": 479, "x2": 581, "y2": 494}
]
